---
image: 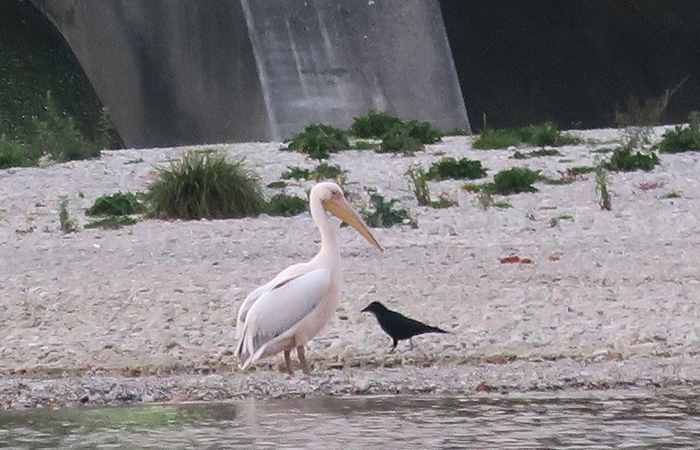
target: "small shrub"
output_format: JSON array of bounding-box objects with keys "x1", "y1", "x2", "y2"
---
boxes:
[
  {"x1": 663, "y1": 190, "x2": 681, "y2": 199},
  {"x1": 473, "y1": 128, "x2": 523, "y2": 149},
  {"x1": 426, "y1": 157, "x2": 487, "y2": 180},
  {"x1": 350, "y1": 111, "x2": 404, "y2": 138},
  {"x1": 658, "y1": 112, "x2": 700, "y2": 153},
  {"x1": 405, "y1": 120, "x2": 442, "y2": 144},
  {"x1": 473, "y1": 123, "x2": 579, "y2": 149},
  {"x1": 491, "y1": 167, "x2": 541, "y2": 194},
  {"x1": 86, "y1": 192, "x2": 146, "y2": 216},
  {"x1": 59, "y1": 197, "x2": 78, "y2": 233},
  {"x1": 0, "y1": 135, "x2": 34, "y2": 168},
  {"x1": 360, "y1": 191, "x2": 410, "y2": 228},
  {"x1": 147, "y1": 150, "x2": 264, "y2": 220},
  {"x1": 378, "y1": 124, "x2": 423, "y2": 154},
  {"x1": 84, "y1": 216, "x2": 137, "y2": 229},
  {"x1": 352, "y1": 140, "x2": 380, "y2": 150},
  {"x1": 595, "y1": 166, "x2": 612, "y2": 211},
  {"x1": 605, "y1": 146, "x2": 659, "y2": 172},
  {"x1": 313, "y1": 163, "x2": 344, "y2": 181},
  {"x1": 284, "y1": 124, "x2": 349, "y2": 159},
  {"x1": 31, "y1": 92, "x2": 102, "y2": 162},
  {"x1": 614, "y1": 91, "x2": 673, "y2": 127},
  {"x1": 264, "y1": 194, "x2": 307, "y2": 216}
]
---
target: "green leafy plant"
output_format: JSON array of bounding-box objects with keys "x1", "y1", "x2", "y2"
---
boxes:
[
  {"x1": 264, "y1": 194, "x2": 307, "y2": 217},
  {"x1": 281, "y1": 163, "x2": 345, "y2": 182},
  {"x1": 284, "y1": 124, "x2": 350, "y2": 159},
  {"x1": 59, "y1": 197, "x2": 78, "y2": 233},
  {"x1": 378, "y1": 124, "x2": 423, "y2": 154},
  {"x1": 352, "y1": 140, "x2": 380, "y2": 150},
  {"x1": 473, "y1": 123, "x2": 580, "y2": 149},
  {"x1": 147, "y1": 150, "x2": 264, "y2": 220},
  {"x1": 658, "y1": 112, "x2": 700, "y2": 153},
  {"x1": 350, "y1": 111, "x2": 404, "y2": 138},
  {"x1": 491, "y1": 167, "x2": 541, "y2": 194},
  {"x1": 86, "y1": 192, "x2": 146, "y2": 216},
  {"x1": 550, "y1": 214, "x2": 574, "y2": 227},
  {"x1": 604, "y1": 146, "x2": 659, "y2": 172},
  {"x1": 425, "y1": 157, "x2": 487, "y2": 180},
  {"x1": 84, "y1": 216, "x2": 137, "y2": 229},
  {"x1": 595, "y1": 166, "x2": 612, "y2": 211},
  {"x1": 360, "y1": 191, "x2": 410, "y2": 228},
  {"x1": 663, "y1": 190, "x2": 681, "y2": 199}
]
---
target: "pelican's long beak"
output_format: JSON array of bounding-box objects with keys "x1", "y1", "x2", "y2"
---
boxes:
[{"x1": 324, "y1": 196, "x2": 383, "y2": 252}]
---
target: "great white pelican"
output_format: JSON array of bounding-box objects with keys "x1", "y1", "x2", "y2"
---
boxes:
[{"x1": 234, "y1": 181, "x2": 382, "y2": 374}]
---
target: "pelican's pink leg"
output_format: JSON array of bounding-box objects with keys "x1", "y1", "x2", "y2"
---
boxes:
[
  {"x1": 297, "y1": 346, "x2": 311, "y2": 375},
  {"x1": 282, "y1": 350, "x2": 294, "y2": 374}
]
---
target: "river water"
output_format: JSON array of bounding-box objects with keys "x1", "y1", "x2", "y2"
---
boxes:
[{"x1": 1, "y1": 389, "x2": 699, "y2": 449}]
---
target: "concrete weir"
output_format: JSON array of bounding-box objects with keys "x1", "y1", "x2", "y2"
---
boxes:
[{"x1": 30, "y1": 0, "x2": 469, "y2": 148}]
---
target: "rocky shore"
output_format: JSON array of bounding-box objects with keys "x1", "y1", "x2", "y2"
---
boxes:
[{"x1": 1, "y1": 127, "x2": 699, "y2": 409}]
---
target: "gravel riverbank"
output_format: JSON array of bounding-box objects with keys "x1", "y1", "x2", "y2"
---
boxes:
[{"x1": 1, "y1": 127, "x2": 699, "y2": 409}]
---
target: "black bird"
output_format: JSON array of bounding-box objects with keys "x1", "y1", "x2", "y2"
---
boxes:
[{"x1": 361, "y1": 301, "x2": 448, "y2": 352}]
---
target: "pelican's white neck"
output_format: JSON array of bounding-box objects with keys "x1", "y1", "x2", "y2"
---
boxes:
[{"x1": 310, "y1": 195, "x2": 340, "y2": 258}]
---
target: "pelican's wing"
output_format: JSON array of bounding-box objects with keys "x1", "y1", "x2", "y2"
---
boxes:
[
  {"x1": 235, "y1": 268, "x2": 331, "y2": 363},
  {"x1": 235, "y1": 262, "x2": 311, "y2": 339}
]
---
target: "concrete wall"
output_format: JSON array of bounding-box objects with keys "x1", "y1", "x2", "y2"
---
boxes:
[
  {"x1": 31, "y1": 0, "x2": 468, "y2": 148},
  {"x1": 241, "y1": 0, "x2": 469, "y2": 140},
  {"x1": 31, "y1": 0, "x2": 271, "y2": 148}
]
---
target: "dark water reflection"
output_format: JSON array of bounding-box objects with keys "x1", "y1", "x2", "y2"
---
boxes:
[{"x1": 1, "y1": 389, "x2": 700, "y2": 449}]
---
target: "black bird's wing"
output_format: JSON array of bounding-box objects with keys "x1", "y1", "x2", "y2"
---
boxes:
[{"x1": 378, "y1": 310, "x2": 448, "y2": 341}]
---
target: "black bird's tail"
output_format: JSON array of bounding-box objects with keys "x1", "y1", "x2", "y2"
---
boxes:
[{"x1": 426, "y1": 325, "x2": 449, "y2": 335}]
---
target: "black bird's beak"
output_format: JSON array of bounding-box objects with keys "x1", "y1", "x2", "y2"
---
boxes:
[{"x1": 361, "y1": 305, "x2": 370, "y2": 313}]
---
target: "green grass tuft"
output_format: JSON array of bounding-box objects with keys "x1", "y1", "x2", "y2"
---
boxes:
[
  {"x1": 351, "y1": 111, "x2": 404, "y2": 138},
  {"x1": 147, "y1": 150, "x2": 264, "y2": 220}
]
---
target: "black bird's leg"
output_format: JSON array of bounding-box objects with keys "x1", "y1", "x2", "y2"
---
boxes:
[
  {"x1": 409, "y1": 338, "x2": 415, "y2": 351},
  {"x1": 389, "y1": 339, "x2": 398, "y2": 353}
]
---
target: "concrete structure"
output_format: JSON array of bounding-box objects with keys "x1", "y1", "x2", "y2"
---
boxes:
[{"x1": 30, "y1": 0, "x2": 469, "y2": 148}]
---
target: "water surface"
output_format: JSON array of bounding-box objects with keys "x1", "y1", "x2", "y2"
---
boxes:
[{"x1": 1, "y1": 389, "x2": 699, "y2": 449}]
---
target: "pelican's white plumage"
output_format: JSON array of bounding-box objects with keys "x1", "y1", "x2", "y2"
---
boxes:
[{"x1": 234, "y1": 181, "x2": 382, "y2": 374}]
